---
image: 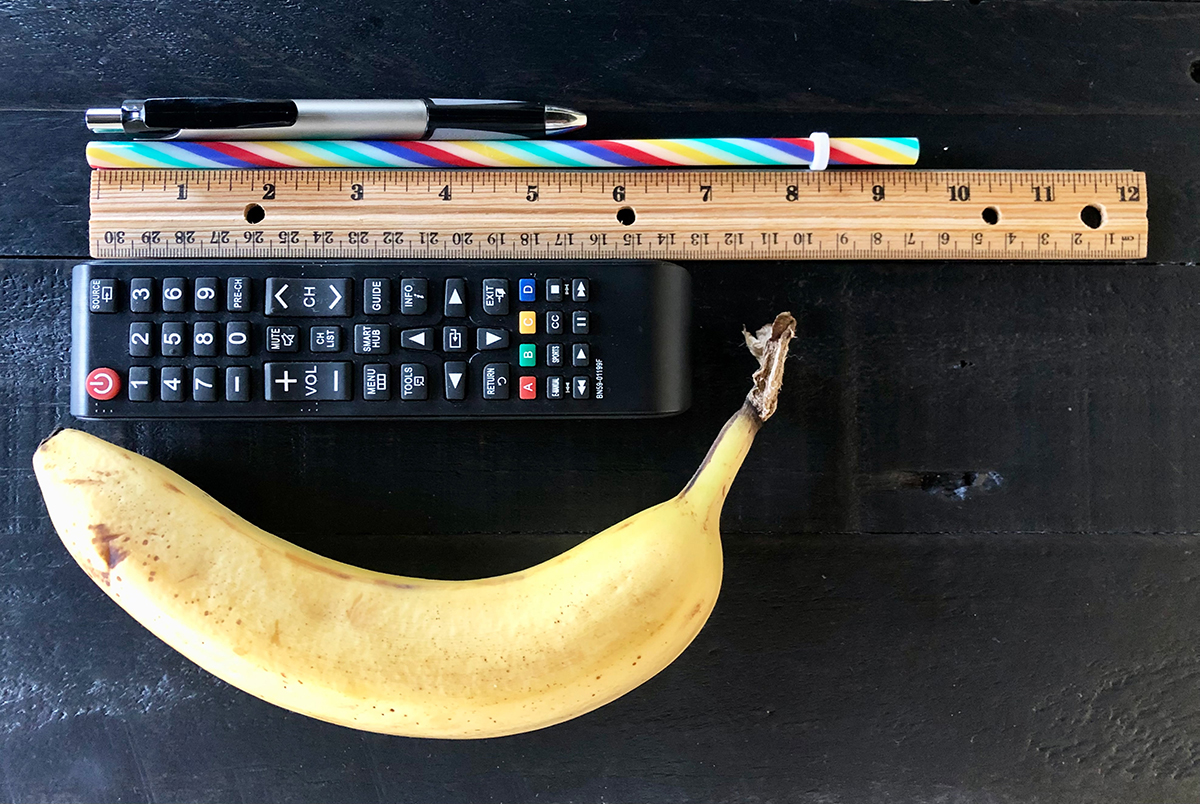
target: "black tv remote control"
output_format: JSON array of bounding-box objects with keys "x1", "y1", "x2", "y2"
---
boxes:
[{"x1": 71, "y1": 261, "x2": 690, "y2": 420}]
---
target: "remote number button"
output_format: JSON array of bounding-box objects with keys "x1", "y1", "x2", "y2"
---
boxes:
[
  {"x1": 572, "y1": 311, "x2": 590, "y2": 335},
  {"x1": 482, "y1": 363, "x2": 510, "y2": 400},
  {"x1": 264, "y1": 278, "x2": 350, "y2": 317},
  {"x1": 193, "y1": 321, "x2": 218, "y2": 357},
  {"x1": 519, "y1": 375, "x2": 537, "y2": 399},
  {"x1": 364, "y1": 279, "x2": 391, "y2": 315},
  {"x1": 399, "y1": 278, "x2": 428, "y2": 315},
  {"x1": 162, "y1": 278, "x2": 187, "y2": 312},
  {"x1": 225, "y1": 322, "x2": 251, "y2": 356},
  {"x1": 129, "y1": 322, "x2": 153, "y2": 357},
  {"x1": 266, "y1": 325, "x2": 300, "y2": 353},
  {"x1": 129, "y1": 278, "x2": 154, "y2": 313},
  {"x1": 85, "y1": 367, "x2": 121, "y2": 400},
  {"x1": 225, "y1": 367, "x2": 251, "y2": 402},
  {"x1": 519, "y1": 311, "x2": 536, "y2": 334},
  {"x1": 444, "y1": 361, "x2": 467, "y2": 401},
  {"x1": 88, "y1": 279, "x2": 117, "y2": 313},
  {"x1": 399, "y1": 363, "x2": 429, "y2": 400},
  {"x1": 226, "y1": 277, "x2": 251, "y2": 312},
  {"x1": 192, "y1": 367, "x2": 218, "y2": 402},
  {"x1": 161, "y1": 322, "x2": 186, "y2": 357},
  {"x1": 194, "y1": 277, "x2": 219, "y2": 312},
  {"x1": 160, "y1": 367, "x2": 185, "y2": 402},
  {"x1": 546, "y1": 376, "x2": 564, "y2": 399},
  {"x1": 128, "y1": 367, "x2": 152, "y2": 402},
  {"x1": 482, "y1": 279, "x2": 509, "y2": 315},
  {"x1": 362, "y1": 364, "x2": 391, "y2": 400}
]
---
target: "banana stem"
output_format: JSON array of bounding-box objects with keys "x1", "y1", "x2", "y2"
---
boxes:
[{"x1": 680, "y1": 312, "x2": 796, "y2": 508}]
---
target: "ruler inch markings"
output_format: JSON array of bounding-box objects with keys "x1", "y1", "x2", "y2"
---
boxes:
[{"x1": 89, "y1": 168, "x2": 1148, "y2": 261}]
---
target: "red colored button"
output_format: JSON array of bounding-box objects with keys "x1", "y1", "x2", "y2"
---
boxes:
[
  {"x1": 519, "y1": 375, "x2": 537, "y2": 400},
  {"x1": 85, "y1": 367, "x2": 121, "y2": 400}
]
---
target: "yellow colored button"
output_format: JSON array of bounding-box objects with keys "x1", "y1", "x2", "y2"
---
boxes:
[{"x1": 519, "y1": 311, "x2": 537, "y2": 334}]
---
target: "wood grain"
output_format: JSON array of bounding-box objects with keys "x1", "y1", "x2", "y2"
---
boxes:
[{"x1": 88, "y1": 168, "x2": 1149, "y2": 260}]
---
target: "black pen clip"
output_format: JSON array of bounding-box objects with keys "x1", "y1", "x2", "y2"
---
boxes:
[{"x1": 139, "y1": 98, "x2": 298, "y2": 131}]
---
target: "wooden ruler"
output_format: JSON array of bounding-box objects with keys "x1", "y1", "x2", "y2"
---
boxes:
[{"x1": 89, "y1": 168, "x2": 1148, "y2": 260}]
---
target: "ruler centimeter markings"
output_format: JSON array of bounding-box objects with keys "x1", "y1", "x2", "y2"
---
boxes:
[{"x1": 89, "y1": 168, "x2": 1148, "y2": 260}]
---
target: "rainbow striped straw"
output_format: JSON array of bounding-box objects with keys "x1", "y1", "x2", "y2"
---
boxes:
[{"x1": 87, "y1": 134, "x2": 918, "y2": 170}]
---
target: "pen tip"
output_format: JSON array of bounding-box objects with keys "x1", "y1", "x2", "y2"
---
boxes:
[
  {"x1": 86, "y1": 107, "x2": 125, "y2": 134},
  {"x1": 544, "y1": 106, "x2": 587, "y2": 135}
]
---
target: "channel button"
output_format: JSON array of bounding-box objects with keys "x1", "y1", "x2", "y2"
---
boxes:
[{"x1": 264, "y1": 278, "x2": 350, "y2": 317}]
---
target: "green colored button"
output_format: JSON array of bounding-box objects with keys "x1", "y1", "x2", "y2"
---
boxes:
[{"x1": 519, "y1": 344, "x2": 537, "y2": 367}]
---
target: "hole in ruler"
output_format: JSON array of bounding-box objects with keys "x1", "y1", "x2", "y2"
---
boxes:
[
  {"x1": 1080, "y1": 204, "x2": 1105, "y2": 229},
  {"x1": 616, "y1": 207, "x2": 636, "y2": 226},
  {"x1": 981, "y1": 207, "x2": 1000, "y2": 225},
  {"x1": 244, "y1": 203, "x2": 266, "y2": 224},
  {"x1": 1191, "y1": 59, "x2": 1200, "y2": 83}
]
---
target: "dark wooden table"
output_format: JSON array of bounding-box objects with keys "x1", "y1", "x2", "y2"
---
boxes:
[{"x1": 4, "y1": 1, "x2": 1200, "y2": 801}]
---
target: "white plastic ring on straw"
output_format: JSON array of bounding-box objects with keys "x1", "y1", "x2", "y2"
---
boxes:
[{"x1": 808, "y1": 132, "x2": 830, "y2": 171}]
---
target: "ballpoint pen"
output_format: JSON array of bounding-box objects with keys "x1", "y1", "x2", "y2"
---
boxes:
[{"x1": 85, "y1": 97, "x2": 588, "y2": 141}]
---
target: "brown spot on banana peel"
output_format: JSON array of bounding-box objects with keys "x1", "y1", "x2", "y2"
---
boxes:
[
  {"x1": 163, "y1": 482, "x2": 183, "y2": 494},
  {"x1": 88, "y1": 523, "x2": 127, "y2": 573}
]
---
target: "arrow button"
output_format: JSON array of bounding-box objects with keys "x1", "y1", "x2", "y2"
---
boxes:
[
  {"x1": 573, "y1": 343, "x2": 590, "y2": 367},
  {"x1": 400, "y1": 328, "x2": 434, "y2": 351},
  {"x1": 476, "y1": 328, "x2": 510, "y2": 350},
  {"x1": 444, "y1": 361, "x2": 467, "y2": 401},
  {"x1": 444, "y1": 278, "x2": 467, "y2": 317}
]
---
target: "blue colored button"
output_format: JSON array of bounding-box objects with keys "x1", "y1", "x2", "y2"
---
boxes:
[{"x1": 518, "y1": 278, "x2": 537, "y2": 302}]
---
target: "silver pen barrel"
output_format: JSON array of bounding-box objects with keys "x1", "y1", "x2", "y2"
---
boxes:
[{"x1": 165, "y1": 99, "x2": 429, "y2": 140}]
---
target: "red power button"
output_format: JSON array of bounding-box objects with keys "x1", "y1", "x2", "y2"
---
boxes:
[{"x1": 85, "y1": 368, "x2": 121, "y2": 400}]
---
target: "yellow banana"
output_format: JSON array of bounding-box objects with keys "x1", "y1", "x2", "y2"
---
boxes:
[{"x1": 34, "y1": 313, "x2": 795, "y2": 739}]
